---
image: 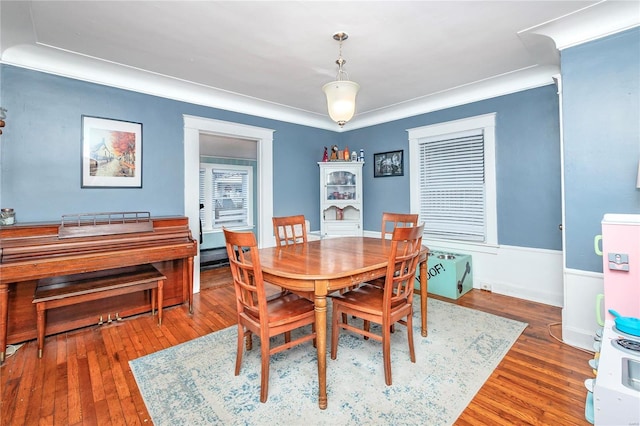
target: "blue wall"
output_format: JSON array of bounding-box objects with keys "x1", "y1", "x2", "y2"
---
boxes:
[
  {"x1": 343, "y1": 85, "x2": 563, "y2": 251},
  {"x1": 1, "y1": 64, "x2": 563, "y2": 254},
  {"x1": 562, "y1": 27, "x2": 640, "y2": 272},
  {"x1": 0, "y1": 65, "x2": 338, "y2": 226}
]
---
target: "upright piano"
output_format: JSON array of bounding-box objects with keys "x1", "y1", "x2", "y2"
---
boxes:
[{"x1": 0, "y1": 214, "x2": 197, "y2": 362}]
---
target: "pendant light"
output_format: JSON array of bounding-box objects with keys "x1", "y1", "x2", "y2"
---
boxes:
[{"x1": 322, "y1": 32, "x2": 360, "y2": 127}]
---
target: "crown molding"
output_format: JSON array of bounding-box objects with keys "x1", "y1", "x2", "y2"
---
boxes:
[
  {"x1": 0, "y1": 43, "x2": 558, "y2": 132},
  {"x1": 520, "y1": 0, "x2": 640, "y2": 50},
  {"x1": 1, "y1": 43, "x2": 338, "y2": 131},
  {"x1": 2, "y1": 0, "x2": 636, "y2": 132}
]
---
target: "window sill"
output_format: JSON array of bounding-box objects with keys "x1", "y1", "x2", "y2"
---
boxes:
[
  {"x1": 422, "y1": 238, "x2": 499, "y2": 255},
  {"x1": 203, "y1": 226, "x2": 255, "y2": 234}
]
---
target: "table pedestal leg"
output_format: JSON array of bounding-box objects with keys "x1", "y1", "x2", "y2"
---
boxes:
[
  {"x1": 314, "y1": 283, "x2": 328, "y2": 410},
  {"x1": 420, "y1": 259, "x2": 428, "y2": 337}
]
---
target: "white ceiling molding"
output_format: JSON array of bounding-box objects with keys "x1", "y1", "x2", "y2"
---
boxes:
[
  {"x1": 1, "y1": 43, "x2": 559, "y2": 131},
  {"x1": 1, "y1": 44, "x2": 336, "y2": 130},
  {"x1": 1, "y1": 1, "x2": 637, "y2": 131},
  {"x1": 519, "y1": 0, "x2": 640, "y2": 50},
  {"x1": 345, "y1": 65, "x2": 558, "y2": 131}
]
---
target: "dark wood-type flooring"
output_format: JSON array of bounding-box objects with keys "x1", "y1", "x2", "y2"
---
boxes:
[{"x1": 1, "y1": 266, "x2": 593, "y2": 425}]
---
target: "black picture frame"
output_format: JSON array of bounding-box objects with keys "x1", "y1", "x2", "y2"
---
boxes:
[
  {"x1": 373, "y1": 150, "x2": 404, "y2": 177},
  {"x1": 81, "y1": 115, "x2": 143, "y2": 188}
]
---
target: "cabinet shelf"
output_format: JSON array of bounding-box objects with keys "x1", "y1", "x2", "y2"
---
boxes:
[{"x1": 325, "y1": 202, "x2": 359, "y2": 208}]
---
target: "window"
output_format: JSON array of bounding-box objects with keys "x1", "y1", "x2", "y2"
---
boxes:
[
  {"x1": 199, "y1": 163, "x2": 253, "y2": 231},
  {"x1": 408, "y1": 113, "x2": 497, "y2": 246}
]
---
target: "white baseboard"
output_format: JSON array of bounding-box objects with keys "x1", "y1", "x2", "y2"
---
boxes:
[
  {"x1": 369, "y1": 229, "x2": 565, "y2": 307},
  {"x1": 369, "y1": 231, "x2": 602, "y2": 351},
  {"x1": 424, "y1": 242, "x2": 564, "y2": 307},
  {"x1": 562, "y1": 269, "x2": 603, "y2": 351}
]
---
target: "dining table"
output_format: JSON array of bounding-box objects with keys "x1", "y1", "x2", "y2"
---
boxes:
[{"x1": 257, "y1": 236, "x2": 429, "y2": 410}]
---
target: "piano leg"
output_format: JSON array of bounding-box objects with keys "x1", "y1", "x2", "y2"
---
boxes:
[
  {"x1": 188, "y1": 257, "x2": 194, "y2": 314},
  {"x1": 0, "y1": 283, "x2": 8, "y2": 363}
]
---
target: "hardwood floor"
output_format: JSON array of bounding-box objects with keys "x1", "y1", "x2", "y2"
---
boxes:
[{"x1": 1, "y1": 267, "x2": 594, "y2": 425}]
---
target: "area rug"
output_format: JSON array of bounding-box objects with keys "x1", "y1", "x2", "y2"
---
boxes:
[{"x1": 130, "y1": 298, "x2": 527, "y2": 425}]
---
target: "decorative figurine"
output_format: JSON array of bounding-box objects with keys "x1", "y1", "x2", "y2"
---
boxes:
[
  {"x1": 322, "y1": 147, "x2": 329, "y2": 162},
  {"x1": 330, "y1": 145, "x2": 340, "y2": 161},
  {"x1": 344, "y1": 146, "x2": 350, "y2": 161}
]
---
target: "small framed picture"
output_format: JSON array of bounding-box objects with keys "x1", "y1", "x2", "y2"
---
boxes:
[
  {"x1": 81, "y1": 115, "x2": 142, "y2": 188},
  {"x1": 373, "y1": 150, "x2": 404, "y2": 178}
]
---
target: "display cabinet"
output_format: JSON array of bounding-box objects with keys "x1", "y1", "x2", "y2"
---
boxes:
[{"x1": 318, "y1": 161, "x2": 363, "y2": 237}]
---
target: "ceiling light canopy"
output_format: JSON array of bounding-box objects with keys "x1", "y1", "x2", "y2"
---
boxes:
[{"x1": 322, "y1": 32, "x2": 360, "y2": 128}]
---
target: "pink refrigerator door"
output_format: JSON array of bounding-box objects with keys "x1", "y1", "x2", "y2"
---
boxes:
[{"x1": 602, "y1": 213, "x2": 640, "y2": 321}]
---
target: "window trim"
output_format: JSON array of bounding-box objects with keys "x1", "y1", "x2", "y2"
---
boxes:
[{"x1": 408, "y1": 113, "x2": 497, "y2": 247}]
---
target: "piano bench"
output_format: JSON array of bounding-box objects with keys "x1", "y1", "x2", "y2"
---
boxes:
[{"x1": 33, "y1": 264, "x2": 166, "y2": 358}]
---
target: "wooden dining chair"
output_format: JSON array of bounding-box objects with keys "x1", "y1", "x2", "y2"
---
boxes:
[
  {"x1": 381, "y1": 212, "x2": 419, "y2": 239},
  {"x1": 223, "y1": 228, "x2": 317, "y2": 403},
  {"x1": 330, "y1": 224, "x2": 424, "y2": 386},
  {"x1": 368, "y1": 212, "x2": 419, "y2": 290},
  {"x1": 272, "y1": 215, "x2": 308, "y2": 246}
]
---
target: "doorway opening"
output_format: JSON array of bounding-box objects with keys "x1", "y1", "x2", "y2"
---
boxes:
[{"x1": 183, "y1": 115, "x2": 274, "y2": 293}]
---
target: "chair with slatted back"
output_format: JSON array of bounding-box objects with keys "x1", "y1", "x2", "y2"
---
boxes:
[
  {"x1": 365, "y1": 212, "x2": 420, "y2": 335},
  {"x1": 272, "y1": 215, "x2": 312, "y2": 298},
  {"x1": 381, "y1": 212, "x2": 419, "y2": 240},
  {"x1": 272, "y1": 215, "x2": 308, "y2": 246},
  {"x1": 330, "y1": 224, "x2": 425, "y2": 386},
  {"x1": 223, "y1": 228, "x2": 317, "y2": 403},
  {"x1": 369, "y1": 212, "x2": 419, "y2": 290}
]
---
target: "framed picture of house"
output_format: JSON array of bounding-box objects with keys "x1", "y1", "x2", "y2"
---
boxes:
[
  {"x1": 81, "y1": 116, "x2": 143, "y2": 188},
  {"x1": 373, "y1": 150, "x2": 403, "y2": 177}
]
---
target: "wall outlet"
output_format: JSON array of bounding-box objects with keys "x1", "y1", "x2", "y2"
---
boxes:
[{"x1": 480, "y1": 282, "x2": 492, "y2": 292}]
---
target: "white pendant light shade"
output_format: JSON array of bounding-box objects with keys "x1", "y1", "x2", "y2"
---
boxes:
[
  {"x1": 323, "y1": 32, "x2": 359, "y2": 127},
  {"x1": 323, "y1": 80, "x2": 360, "y2": 127}
]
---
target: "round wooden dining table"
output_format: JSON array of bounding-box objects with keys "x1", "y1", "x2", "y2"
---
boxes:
[{"x1": 257, "y1": 236, "x2": 429, "y2": 410}]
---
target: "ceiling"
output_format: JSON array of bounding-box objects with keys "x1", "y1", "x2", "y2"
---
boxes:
[{"x1": 1, "y1": 1, "x2": 638, "y2": 131}]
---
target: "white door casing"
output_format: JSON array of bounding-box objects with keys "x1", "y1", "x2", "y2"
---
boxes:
[{"x1": 183, "y1": 115, "x2": 274, "y2": 293}]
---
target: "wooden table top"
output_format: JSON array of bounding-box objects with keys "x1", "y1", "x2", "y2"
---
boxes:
[{"x1": 257, "y1": 237, "x2": 427, "y2": 293}]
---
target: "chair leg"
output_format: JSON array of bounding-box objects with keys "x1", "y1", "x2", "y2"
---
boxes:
[
  {"x1": 407, "y1": 311, "x2": 416, "y2": 363},
  {"x1": 260, "y1": 334, "x2": 270, "y2": 403},
  {"x1": 312, "y1": 323, "x2": 317, "y2": 348},
  {"x1": 363, "y1": 319, "x2": 370, "y2": 340},
  {"x1": 245, "y1": 331, "x2": 253, "y2": 351},
  {"x1": 331, "y1": 304, "x2": 340, "y2": 360},
  {"x1": 382, "y1": 321, "x2": 392, "y2": 386},
  {"x1": 235, "y1": 325, "x2": 244, "y2": 376},
  {"x1": 284, "y1": 331, "x2": 291, "y2": 343}
]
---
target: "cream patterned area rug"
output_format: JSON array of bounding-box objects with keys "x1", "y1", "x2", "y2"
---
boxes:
[{"x1": 130, "y1": 298, "x2": 526, "y2": 426}]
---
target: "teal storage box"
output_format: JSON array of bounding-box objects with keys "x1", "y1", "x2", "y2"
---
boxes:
[{"x1": 417, "y1": 250, "x2": 473, "y2": 299}]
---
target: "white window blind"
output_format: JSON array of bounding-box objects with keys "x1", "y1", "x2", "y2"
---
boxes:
[
  {"x1": 199, "y1": 164, "x2": 252, "y2": 231},
  {"x1": 418, "y1": 129, "x2": 486, "y2": 242}
]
